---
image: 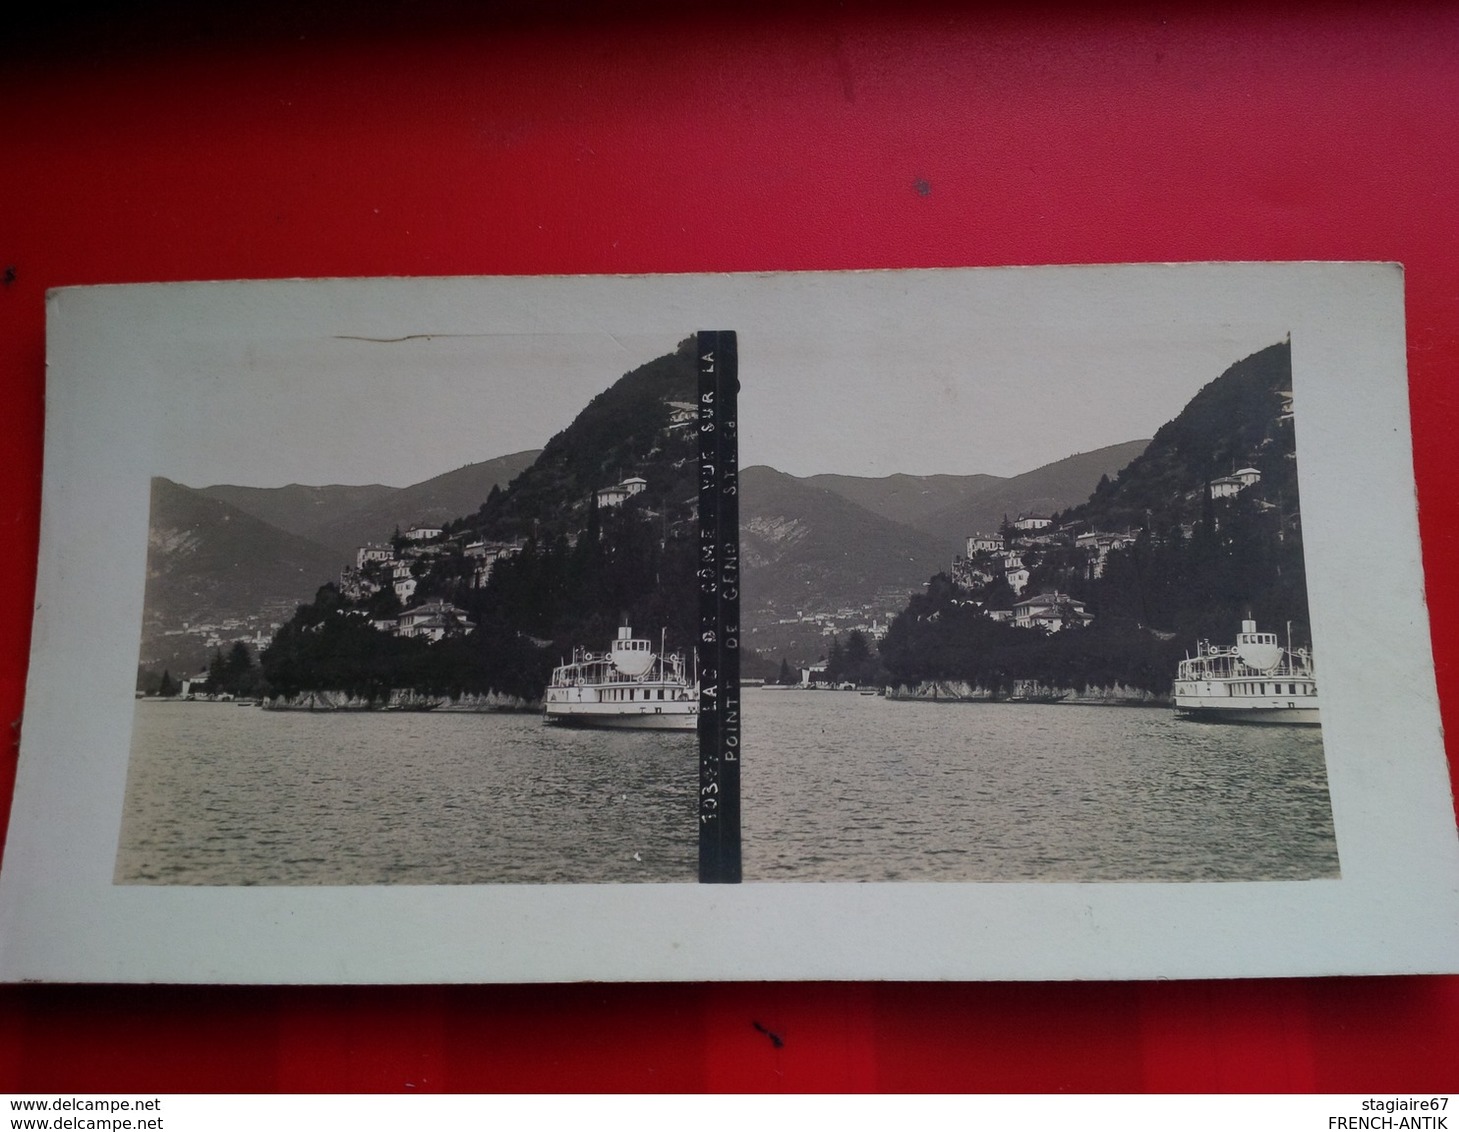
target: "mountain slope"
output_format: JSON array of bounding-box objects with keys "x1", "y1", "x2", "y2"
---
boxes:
[
  {"x1": 470, "y1": 340, "x2": 698, "y2": 539},
  {"x1": 259, "y1": 340, "x2": 704, "y2": 699},
  {"x1": 1065, "y1": 342, "x2": 1294, "y2": 532},
  {"x1": 144, "y1": 477, "x2": 344, "y2": 628},
  {"x1": 741, "y1": 465, "x2": 950, "y2": 620},
  {"x1": 803, "y1": 472, "x2": 1003, "y2": 531}
]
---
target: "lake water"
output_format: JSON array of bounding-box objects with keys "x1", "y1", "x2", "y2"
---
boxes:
[
  {"x1": 116, "y1": 689, "x2": 1339, "y2": 885},
  {"x1": 117, "y1": 704, "x2": 699, "y2": 885},
  {"x1": 743, "y1": 689, "x2": 1338, "y2": 882}
]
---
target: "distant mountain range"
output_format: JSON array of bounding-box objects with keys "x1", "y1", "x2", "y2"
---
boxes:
[
  {"x1": 794, "y1": 440, "x2": 1149, "y2": 555},
  {"x1": 799, "y1": 472, "x2": 1003, "y2": 533},
  {"x1": 198, "y1": 450, "x2": 540, "y2": 564},
  {"x1": 914, "y1": 441, "x2": 1150, "y2": 551}
]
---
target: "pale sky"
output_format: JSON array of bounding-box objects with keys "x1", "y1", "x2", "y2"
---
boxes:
[{"x1": 55, "y1": 269, "x2": 1293, "y2": 489}]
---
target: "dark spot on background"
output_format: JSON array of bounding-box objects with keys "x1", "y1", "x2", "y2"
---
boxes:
[{"x1": 752, "y1": 1019, "x2": 785, "y2": 1048}]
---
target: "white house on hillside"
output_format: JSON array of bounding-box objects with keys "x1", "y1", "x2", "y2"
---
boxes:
[
  {"x1": 1012, "y1": 592, "x2": 1090, "y2": 632},
  {"x1": 397, "y1": 600, "x2": 474, "y2": 642},
  {"x1": 665, "y1": 401, "x2": 698, "y2": 428},
  {"x1": 1210, "y1": 466, "x2": 1262, "y2": 499},
  {"x1": 356, "y1": 543, "x2": 394, "y2": 570},
  {"x1": 596, "y1": 476, "x2": 648, "y2": 509}
]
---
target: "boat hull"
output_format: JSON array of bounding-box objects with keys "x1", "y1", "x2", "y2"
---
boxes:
[
  {"x1": 1173, "y1": 700, "x2": 1320, "y2": 726},
  {"x1": 542, "y1": 703, "x2": 698, "y2": 730}
]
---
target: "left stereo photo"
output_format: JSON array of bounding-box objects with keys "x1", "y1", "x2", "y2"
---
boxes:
[{"x1": 119, "y1": 328, "x2": 708, "y2": 886}]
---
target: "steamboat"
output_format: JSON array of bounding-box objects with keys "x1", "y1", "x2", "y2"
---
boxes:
[
  {"x1": 1173, "y1": 619, "x2": 1319, "y2": 725},
  {"x1": 543, "y1": 626, "x2": 698, "y2": 730}
]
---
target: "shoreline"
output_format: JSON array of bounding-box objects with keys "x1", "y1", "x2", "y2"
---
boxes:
[
  {"x1": 259, "y1": 689, "x2": 540, "y2": 713},
  {"x1": 882, "y1": 680, "x2": 1170, "y2": 708}
]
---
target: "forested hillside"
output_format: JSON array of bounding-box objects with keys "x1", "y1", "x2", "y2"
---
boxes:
[
  {"x1": 260, "y1": 339, "x2": 701, "y2": 702},
  {"x1": 879, "y1": 341, "x2": 1312, "y2": 695}
]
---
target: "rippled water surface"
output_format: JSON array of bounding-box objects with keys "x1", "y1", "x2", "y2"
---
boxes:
[
  {"x1": 119, "y1": 690, "x2": 1339, "y2": 885},
  {"x1": 117, "y1": 704, "x2": 698, "y2": 884},
  {"x1": 742, "y1": 689, "x2": 1339, "y2": 882}
]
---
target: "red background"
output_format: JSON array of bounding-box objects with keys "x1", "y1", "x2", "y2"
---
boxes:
[{"x1": 4, "y1": 0, "x2": 1458, "y2": 1092}]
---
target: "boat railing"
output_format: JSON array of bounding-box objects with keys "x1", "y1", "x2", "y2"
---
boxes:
[
  {"x1": 1177, "y1": 648, "x2": 1315, "y2": 681},
  {"x1": 551, "y1": 650, "x2": 692, "y2": 687}
]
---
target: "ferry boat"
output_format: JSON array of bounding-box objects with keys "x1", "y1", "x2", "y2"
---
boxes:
[
  {"x1": 1173, "y1": 619, "x2": 1319, "y2": 725},
  {"x1": 542, "y1": 626, "x2": 698, "y2": 730}
]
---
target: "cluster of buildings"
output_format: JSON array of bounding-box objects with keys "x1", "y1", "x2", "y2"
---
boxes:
[
  {"x1": 945, "y1": 461, "x2": 1272, "y2": 633},
  {"x1": 951, "y1": 512, "x2": 1140, "y2": 601},
  {"x1": 341, "y1": 454, "x2": 671, "y2": 645},
  {"x1": 774, "y1": 609, "x2": 890, "y2": 641},
  {"x1": 159, "y1": 620, "x2": 277, "y2": 655},
  {"x1": 947, "y1": 512, "x2": 1121, "y2": 633},
  {"x1": 339, "y1": 522, "x2": 527, "y2": 641}
]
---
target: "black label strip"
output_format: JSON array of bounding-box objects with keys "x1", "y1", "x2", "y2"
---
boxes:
[{"x1": 697, "y1": 330, "x2": 741, "y2": 884}]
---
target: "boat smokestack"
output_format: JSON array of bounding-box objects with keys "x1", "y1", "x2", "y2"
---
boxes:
[{"x1": 1241, "y1": 618, "x2": 1256, "y2": 634}]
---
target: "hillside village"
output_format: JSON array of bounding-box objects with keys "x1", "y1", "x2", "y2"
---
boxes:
[
  {"x1": 243, "y1": 340, "x2": 705, "y2": 706},
  {"x1": 169, "y1": 465, "x2": 681, "y2": 695},
  {"x1": 790, "y1": 348, "x2": 1303, "y2": 692},
  {"x1": 145, "y1": 402, "x2": 693, "y2": 701},
  {"x1": 326, "y1": 468, "x2": 655, "y2": 644},
  {"x1": 945, "y1": 470, "x2": 1259, "y2": 630},
  {"x1": 788, "y1": 459, "x2": 1273, "y2": 689}
]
